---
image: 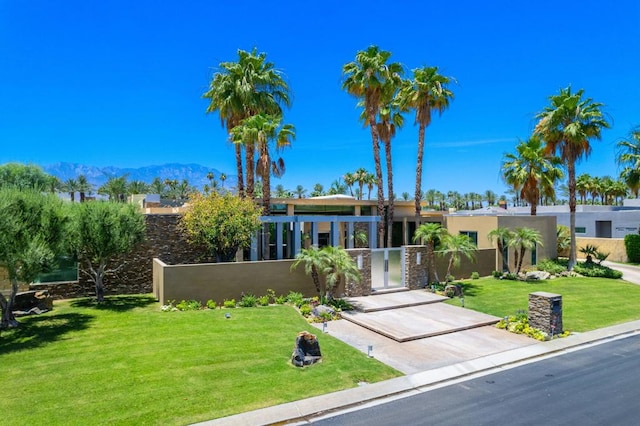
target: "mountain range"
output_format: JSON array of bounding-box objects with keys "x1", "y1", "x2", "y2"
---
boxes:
[{"x1": 42, "y1": 162, "x2": 236, "y2": 190}]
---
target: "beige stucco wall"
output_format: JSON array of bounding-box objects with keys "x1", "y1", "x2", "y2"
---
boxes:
[
  {"x1": 444, "y1": 216, "x2": 499, "y2": 249},
  {"x1": 576, "y1": 237, "x2": 626, "y2": 262},
  {"x1": 155, "y1": 258, "x2": 327, "y2": 304},
  {"x1": 498, "y1": 215, "x2": 558, "y2": 267}
]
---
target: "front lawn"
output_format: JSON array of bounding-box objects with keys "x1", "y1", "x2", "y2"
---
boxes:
[
  {"x1": 445, "y1": 276, "x2": 640, "y2": 332},
  {"x1": 0, "y1": 296, "x2": 400, "y2": 425}
]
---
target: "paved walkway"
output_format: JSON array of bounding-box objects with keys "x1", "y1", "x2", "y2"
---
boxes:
[{"x1": 602, "y1": 261, "x2": 640, "y2": 284}]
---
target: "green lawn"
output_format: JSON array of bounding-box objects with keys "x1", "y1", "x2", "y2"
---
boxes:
[
  {"x1": 0, "y1": 296, "x2": 400, "y2": 425},
  {"x1": 445, "y1": 276, "x2": 640, "y2": 332}
]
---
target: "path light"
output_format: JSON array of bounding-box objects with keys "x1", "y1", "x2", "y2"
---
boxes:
[
  {"x1": 225, "y1": 313, "x2": 231, "y2": 319},
  {"x1": 322, "y1": 322, "x2": 328, "y2": 333},
  {"x1": 460, "y1": 297, "x2": 465, "y2": 308},
  {"x1": 504, "y1": 316, "x2": 509, "y2": 329},
  {"x1": 367, "y1": 345, "x2": 374, "y2": 358},
  {"x1": 416, "y1": 252, "x2": 421, "y2": 265},
  {"x1": 357, "y1": 254, "x2": 363, "y2": 270}
]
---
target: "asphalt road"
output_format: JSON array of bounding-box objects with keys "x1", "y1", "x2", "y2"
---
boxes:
[{"x1": 312, "y1": 334, "x2": 640, "y2": 426}]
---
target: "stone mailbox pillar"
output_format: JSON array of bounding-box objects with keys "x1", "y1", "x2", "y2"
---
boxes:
[{"x1": 529, "y1": 292, "x2": 563, "y2": 336}]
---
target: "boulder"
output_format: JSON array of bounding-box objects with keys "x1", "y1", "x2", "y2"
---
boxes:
[
  {"x1": 444, "y1": 284, "x2": 463, "y2": 297},
  {"x1": 13, "y1": 290, "x2": 53, "y2": 313},
  {"x1": 291, "y1": 331, "x2": 322, "y2": 367},
  {"x1": 526, "y1": 271, "x2": 550, "y2": 281},
  {"x1": 312, "y1": 305, "x2": 335, "y2": 317}
]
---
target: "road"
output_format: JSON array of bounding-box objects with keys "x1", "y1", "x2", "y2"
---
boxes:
[{"x1": 311, "y1": 334, "x2": 640, "y2": 426}]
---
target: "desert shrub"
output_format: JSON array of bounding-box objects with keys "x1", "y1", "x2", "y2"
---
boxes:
[
  {"x1": 239, "y1": 293, "x2": 258, "y2": 307},
  {"x1": 328, "y1": 298, "x2": 353, "y2": 311},
  {"x1": 573, "y1": 262, "x2": 622, "y2": 279},
  {"x1": 206, "y1": 299, "x2": 217, "y2": 309},
  {"x1": 470, "y1": 272, "x2": 480, "y2": 280},
  {"x1": 536, "y1": 258, "x2": 566, "y2": 275},
  {"x1": 223, "y1": 298, "x2": 236, "y2": 308},
  {"x1": 286, "y1": 291, "x2": 305, "y2": 307},
  {"x1": 257, "y1": 295, "x2": 270, "y2": 306},
  {"x1": 274, "y1": 295, "x2": 287, "y2": 304},
  {"x1": 625, "y1": 234, "x2": 640, "y2": 263},
  {"x1": 175, "y1": 300, "x2": 202, "y2": 311}
]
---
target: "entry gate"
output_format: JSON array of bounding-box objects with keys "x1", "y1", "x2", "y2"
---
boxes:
[{"x1": 370, "y1": 248, "x2": 405, "y2": 290}]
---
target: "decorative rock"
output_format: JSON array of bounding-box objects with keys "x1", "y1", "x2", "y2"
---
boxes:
[
  {"x1": 444, "y1": 284, "x2": 463, "y2": 297},
  {"x1": 312, "y1": 305, "x2": 335, "y2": 317},
  {"x1": 13, "y1": 290, "x2": 53, "y2": 312},
  {"x1": 291, "y1": 331, "x2": 322, "y2": 367},
  {"x1": 526, "y1": 271, "x2": 550, "y2": 281}
]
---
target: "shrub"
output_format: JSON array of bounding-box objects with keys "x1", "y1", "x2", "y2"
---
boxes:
[
  {"x1": 206, "y1": 299, "x2": 217, "y2": 309},
  {"x1": 504, "y1": 273, "x2": 518, "y2": 281},
  {"x1": 239, "y1": 293, "x2": 258, "y2": 307},
  {"x1": 492, "y1": 270, "x2": 503, "y2": 279},
  {"x1": 257, "y1": 295, "x2": 270, "y2": 306},
  {"x1": 299, "y1": 303, "x2": 312, "y2": 316},
  {"x1": 266, "y1": 288, "x2": 277, "y2": 303},
  {"x1": 274, "y1": 295, "x2": 287, "y2": 305},
  {"x1": 286, "y1": 291, "x2": 305, "y2": 307},
  {"x1": 536, "y1": 258, "x2": 566, "y2": 275},
  {"x1": 175, "y1": 300, "x2": 202, "y2": 311},
  {"x1": 573, "y1": 262, "x2": 622, "y2": 279},
  {"x1": 328, "y1": 298, "x2": 353, "y2": 311},
  {"x1": 223, "y1": 299, "x2": 236, "y2": 308},
  {"x1": 625, "y1": 234, "x2": 640, "y2": 263},
  {"x1": 470, "y1": 272, "x2": 480, "y2": 280}
]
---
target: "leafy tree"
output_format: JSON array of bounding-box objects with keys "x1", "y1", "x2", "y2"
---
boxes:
[
  {"x1": 535, "y1": 86, "x2": 610, "y2": 270},
  {"x1": 501, "y1": 135, "x2": 564, "y2": 215},
  {"x1": 509, "y1": 227, "x2": 543, "y2": 274},
  {"x1": 413, "y1": 222, "x2": 445, "y2": 283},
  {"x1": 342, "y1": 46, "x2": 403, "y2": 247},
  {"x1": 439, "y1": 233, "x2": 477, "y2": 281},
  {"x1": 399, "y1": 66, "x2": 454, "y2": 217},
  {"x1": 488, "y1": 227, "x2": 514, "y2": 273},
  {"x1": 68, "y1": 201, "x2": 145, "y2": 303},
  {"x1": 181, "y1": 192, "x2": 262, "y2": 262},
  {"x1": 0, "y1": 188, "x2": 67, "y2": 328},
  {"x1": 203, "y1": 48, "x2": 291, "y2": 199},
  {"x1": 0, "y1": 163, "x2": 53, "y2": 191}
]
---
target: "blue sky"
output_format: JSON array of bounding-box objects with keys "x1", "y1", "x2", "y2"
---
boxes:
[{"x1": 1, "y1": 0, "x2": 639, "y2": 197}]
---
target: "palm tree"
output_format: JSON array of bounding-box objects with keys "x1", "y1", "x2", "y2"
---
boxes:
[
  {"x1": 509, "y1": 227, "x2": 543, "y2": 273},
  {"x1": 219, "y1": 173, "x2": 227, "y2": 191},
  {"x1": 399, "y1": 66, "x2": 454, "y2": 217},
  {"x1": 364, "y1": 172, "x2": 376, "y2": 200},
  {"x1": 439, "y1": 233, "x2": 477, "y2": 282},
  {"x1": 311, "y1": 183, "x2": 324, "y2": 197},
  {"x1": 343, "y1": 172, "x2": 356, "y2": 196},
  {"x1": 63, "y1": 178, "x2": 78, "y2": 202},
  {"x1": 342, "y1": 46, "x2": 403, "y2": 247},
  {"x1": 617, "y1": 126, "x2": 640, "y2": 197},
  {"x1": 328, "y1": 179, "x2": 347, "y2": 195},
  {"x1": 98, "y1": 176, "x2": 128, "y2": 202},
  {"x1": 353, "y1": 167, "x2": 368, "y2": 200},
  {"x1": 413, "y1": 223, "x2": 445, "y2": 284},
  {"x1": 127, "y1": 180, "x2": 149, "y2": 195},
  {"x1": 203, "y1": 48, "x2": 291, "y2": 198},
  {"x1": 576, "y1": 173, "x2": 591, "y2": 204},
  {"x1": 535, "y1": 86, "x2": 610, "y2": 270},
  {"x1": 484, "y1": 190, "x2": 497, "y2": 207},
  {"x1": 294, "y1": 185, "x2": 306, "y2": 199},
  {"x1": 291, "y1": 246, "x2": 324, "y2": 295},
  {"x1": 76, "y1": 175, "x2": 93, "y2": 202},
  {"x1": 501, "y1": 135, "x2": 564, "y2": 215},
  {"x1": 149, "y1": 177, "x2": 166, "y2": 196},
  {"x1": 488, "y1": 227, "x2": 514, "y2": 273},
  {"x1": 230, "y1": 113, "x2": 295, "y2": 216},
  {"x1": 319, "y1": 245, "x2": 361, "y2": 299}
]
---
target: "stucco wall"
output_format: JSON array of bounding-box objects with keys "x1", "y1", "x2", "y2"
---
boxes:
[
  {"x1": 576, "y1": 237, "x2": 627, "y2": 262},
  {"x1": 444, "y1": 216, "x2": 498, "y2": 249}
]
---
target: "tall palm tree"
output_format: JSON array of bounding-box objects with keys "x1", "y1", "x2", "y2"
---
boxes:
[
  {"x1": 149, "y1": 177, "x2": 166, "y2": 196},
  {"x1": 501, "y1": 135, "x2": 564, "y2": 215},
  {"x1": 230, "y1": 113, "x2": 295, "y2": 216},
  {"x1": 63, "y1": 178, "x2": 78, "y2": 202},
  {"x1": 399, "y1": 66, "x2": 454, "y2": 217},
  {"x1": 488, "y1": 227, "x2": 514, "y2": 273},
  {"x1": 342, "y1": 46, "x2": 403, "y2": 247},
  {"x1": 484, "y1": 190, "x2": 497, "y2": 207},
  {"x1": 76, "y1": 175, "x2": 93, "y2": 202},
  {"x1": 127, "y1": 180, "x2": 149, "y2": 195},
  {"x1": 576, "y1": 173, "x2": 591, "y2": 204},
  {"x1": 413, "y1": 222, "x2": 445, "y2": 284},
  {"x1": 294, "y1": 185, "x2": 306, "y2": 199},
  {"x1": 535, "y1": 86, "x2": 610, "y2": 270},
  {"x1": 311, "y1": 183, "x2": 324, "y2": 197},
  {"x1": 98, "y1": 176, "x2": 128, "y2": 202},
  {"x1": 343, "y1": 172, "x2": 356, "y2": 196},
  {"x1": 203, "y1": 48, "x2": 291, "y2": 198},
  {"x1": 616, "y1": 126, "x2": 640, "y2": 197},
  {"x1": 353, "y1": 167, "x2": 368, "y2": 200}
]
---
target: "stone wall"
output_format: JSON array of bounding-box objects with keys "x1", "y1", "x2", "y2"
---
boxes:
[
  {"x1": 345, "y1": 248, "x2": 371, "y2": 296},
  {"x1": 404, "y1": 245, "x2": 429, "y2": 290},
  {"x1": 528, "y1": 292, "x2": 563, "y2": 335}
]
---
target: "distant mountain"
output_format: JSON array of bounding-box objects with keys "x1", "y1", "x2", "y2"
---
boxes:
[{"x1": 42, "y1": 162, "x2": 237, "y2": 191}]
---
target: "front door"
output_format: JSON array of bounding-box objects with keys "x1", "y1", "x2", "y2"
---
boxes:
[{"x1": 371, "y1": 248, "x2": 404, "y2": 290}]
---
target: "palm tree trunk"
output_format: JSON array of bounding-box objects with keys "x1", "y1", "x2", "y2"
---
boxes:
[
  {"x1": 368, "y1": 114, "x2": 385, "y2": 248},
  {"x1": 384, "y1": 137, "x2": 394, "y2": 248},
  {"x1": 245, "y1": 144, "x2": 255, "y2": 199},
  {"x1": 517, "y1": 248, "x2": 526, "y2": 273},
  {"x1": 262, "y1": 149, "x2": 271, "y2": 261},
  {"x1": 568, "y1": 160, "x2": 577, "y2": 270},
  {"x1": 235, "y1": 143, "x2": 245, "y2": 197},
  {"x1": 428, "y1": 243, "x2": 440, "y2": 284},
  {"x1": 414, "y1": 123, "x2": 426, "y2": 217}
]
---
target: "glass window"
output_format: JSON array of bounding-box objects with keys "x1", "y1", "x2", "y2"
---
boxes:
[
  {"x1": 575, "y1": 227, "x2": 586, "y2": 234},
  {"x1": 459, "y1": 231, "x2": 478, "y2": 246}
]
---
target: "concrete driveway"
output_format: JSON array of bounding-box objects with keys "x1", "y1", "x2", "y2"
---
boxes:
[{"x1": 602, "y1": 261, "x2": 640, "y2": 285}]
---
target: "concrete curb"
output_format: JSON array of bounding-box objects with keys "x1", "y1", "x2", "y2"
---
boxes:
[{"x1": 198, "y1": 320, "x2": 640, "y2": 426}]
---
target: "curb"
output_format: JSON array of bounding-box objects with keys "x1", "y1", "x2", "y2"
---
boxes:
[{"x1": 197, "y1": 320, "x2": 640, "y2": 425}]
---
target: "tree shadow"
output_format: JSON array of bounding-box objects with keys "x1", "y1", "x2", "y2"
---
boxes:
[
  {"x1": 0, "y1": 312, "x2": 94, "y2": 355},
  {"x1": 70, "y1": 294, "x2": 158, "y2": 312},
  {"x1": 459, "y1": 281, "x2": 481, "y2": 297}
]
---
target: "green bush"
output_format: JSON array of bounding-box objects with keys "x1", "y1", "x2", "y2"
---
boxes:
[
  {"x1": 299, "y1": 303, "x2": 312, "y2": 316},
  {"x1": 536, "y1": 258, "x2": 566, "y2": 275},
  {"x1": 574, "y1": 262, "x2": 623, "y2": 279},
  {"x1": 625, "y1": 234, "x2": 640, "y2": 263},
  {"x1": 223, "y1": 299, "x2": 236, "y2": 308},
  {"x1": 329, "y1": 298, "x2": 353, "y2": 311},
  {"x1": 286, "y1": 291, "x2": 305, "y2": 307},
  {"x1": 274, "y1": 295, "x2": 287, "y2": 304},
  {"x1": 471, "y1": 272, "x2": 480, "y2": 280},
  {"x1": 239, "y1": 293, "x2": 258, "y2": 307},
  {"x1": 257, "y1": 295, "x2": 270, "y2": 306},
  {"x1": 175, "y1": 300, "x2": 202, "y2": 311},
  {"x1": 492, "y1": 270, "x2": 503, "y2": 278},
  {"x1": 504, "y1": 273, "x2": 518, "y2": 281},
  {"x1": 206, "y1": 299, "x2": 217, "y2": 309}
]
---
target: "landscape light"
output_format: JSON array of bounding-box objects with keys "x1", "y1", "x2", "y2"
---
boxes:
[
  {"x1": 460, "y1": 297, "x2": 465, "y2": 308},
  {"x1": 367, "y1": 345, "x2": 373, "y2": 358},
  {"x1": 322, "y1": 322, "x2": 327, "y2": 333},
  {"x1": 225, "y1": 313, "x2": 231, "y2": 319}
]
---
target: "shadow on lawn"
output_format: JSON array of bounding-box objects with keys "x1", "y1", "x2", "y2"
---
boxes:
[
  {"x1": 70, "y1": 294, "x2": 157, "y2": 312},
  {"x1": 459, "y1": 281, "x2": 481, "y2": 297},
  {"x1": 0, "y1": 312, "x2": 94, "y2": 354}
]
